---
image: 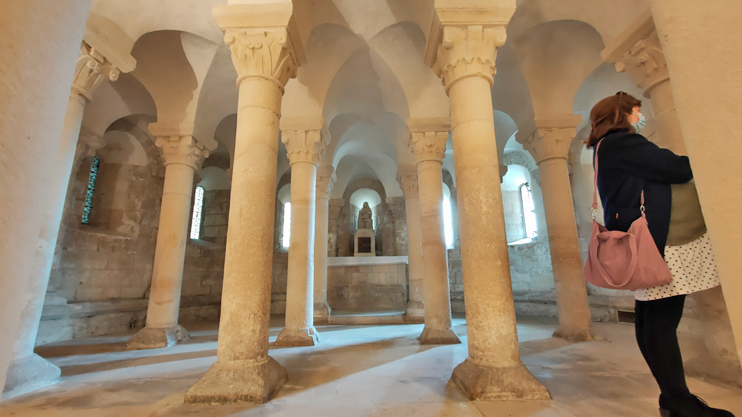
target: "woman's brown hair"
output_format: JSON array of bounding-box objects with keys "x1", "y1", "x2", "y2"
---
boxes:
[{"x1": 586, "y1": 92, "x2": 642, "y2": 148}]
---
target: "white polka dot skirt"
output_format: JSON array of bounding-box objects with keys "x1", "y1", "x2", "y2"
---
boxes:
[{"x1": 635, "y1": 233, "x2": 721, "y2": 301}]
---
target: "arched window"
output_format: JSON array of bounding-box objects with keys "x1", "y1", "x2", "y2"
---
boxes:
[
  {"x1": 443, "y1": 197, "x2": 455, "y2": 249},
  {"x1": 190, "y1": 186, "x2": 205, "y2": 240},
  {"x1": 282, "y1": 202, "x2": 291, "y2": 248},
  {"x1": 81, "y1": 156, "x2": 100, "y2": 225},
  {"x1": 519, "y1": 182, "x2": 538, "y2": 239}
]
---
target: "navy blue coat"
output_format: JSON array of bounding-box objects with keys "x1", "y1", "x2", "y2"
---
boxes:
[{"x1": 594, "y1": 132, "x2": 693, "y2": 255}]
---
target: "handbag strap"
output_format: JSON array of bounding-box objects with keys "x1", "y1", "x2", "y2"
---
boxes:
[{"x1": 592, "y1": 140, "x2": 645, "y2": 219}]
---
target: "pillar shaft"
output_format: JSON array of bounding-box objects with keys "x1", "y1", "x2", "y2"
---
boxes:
[
  {"x1": 0, "y1": 8, "x2": 118, "y2": 396},
  {"x1": 185, "y1": 11, "x2": 300, "y2": 402},
  {"x1": 408, "y1": 126, "x2": 459, "y2": 344},
  {"x1": 398, "y1": 169, "x2": 424, "y2": 321},
  {"x1": 276, "y1": 123, "x2": 327, "y2": 346},
  {"x1": 282, "y1": 161, "x2": 317, "y2": 339},
  {"x1": 427, "y1": 18, "x2": 549, "y2": 399},
  {"x1": 127, "y1": 135, "x2": 208, "y2": 350},
  {"x1": 313, "y1": 168, "x2": 335, "y2": 324},
  {"x1": 520, "y1": 120, "x2": 594, "y2": 342},
  {"x1": 451, "y1": 76, "x2": 521, "y2": 365},
  {"x1": 0, "y1": 0, "x2": 92, "y2": 398}
]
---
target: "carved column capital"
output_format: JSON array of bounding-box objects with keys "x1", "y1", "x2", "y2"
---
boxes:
[
  {"x1": 408, "y1": 118, "x2": 450, "y2": 164},
  {"x1": 602, "y1": 11, "x2": 668, "y2": 98},
  {"x1": 71, "y1": 41, "x2": 120, "y2": 102},
  {"x1": 431, "y1": 25, "x2": 507, "y2": 92},
  {"x1": 316, "y1": 166, "x2": 336, "y2": 201},
  {"x1": 155, "y1": 136, "x2": 210, "y2": 170},
  {"x1": 397, "y1": 165, "x2": 420, "y2": 199},
  {"x1": 222, "y1": 28, "x2": 299, "y2": 90},
  {"x1": 75, "y1": 127, "x2": 107, "y2": 159},
  {"x1": 399, "y1": 175, "x2": 420, "y2": 199},
  {"x1": 518, "y1": 115, "x2": 582, "y2": 165},
  {"x1": 281, "y1": 117, "x2": 330, "y2": 166}
]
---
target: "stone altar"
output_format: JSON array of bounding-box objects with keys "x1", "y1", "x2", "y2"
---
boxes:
[{"x1": 327, "y1": 256, "x2": 408, "y2": 312}]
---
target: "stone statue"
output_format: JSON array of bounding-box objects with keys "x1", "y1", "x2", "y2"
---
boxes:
[{"x1": 358, "y1": 202, "x2": 373, "y2": 230}]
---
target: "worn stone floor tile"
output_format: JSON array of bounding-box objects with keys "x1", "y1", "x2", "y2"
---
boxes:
[{"x1": 1, "y1": 317, "x2": 740, "y2": 417}]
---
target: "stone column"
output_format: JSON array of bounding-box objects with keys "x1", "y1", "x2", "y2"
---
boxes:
[
  {"x1": 408, "y1": 119, "x2": 460, "y2": 344},
  {"x1": 603, "y1": 10, "x2": 742, "y2": 384},
  {"x1": 185, "y1": 3, "x2": 301, "y2": 404},
  {"x1": 425, "y1": 7, "x2": 550, "y2": 399},
  {"x1": 398, "y1": 166, "x2": 425, "y2": 323},
  {"x1": 518, "y1": 116, "x2": 595, "y2": 342},
  {"x1": 3, "y1": 42, "x2": 122, "y2": 397},
  {"x1": 275, "y1": 119, "x2": 329, "y2": 346},
  {"x1": 127, "y1": 131, "x2": 211, "y2": 350},
  {"x1": 0, "y1": 0, "x2": 92, "y2": 398},
  {"x1": 313, "y1": 165, "x2": 336, "y2": 325}
]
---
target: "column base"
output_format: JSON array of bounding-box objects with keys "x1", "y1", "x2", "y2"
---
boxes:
[
  {"x1": 405, "y1": 301, "x2": 425, "y2": 323},
  {"x1": 185, "y1": 357, "x2": 287, "y2": 404},
  {"x1": 313, "y1": 302, "x2": 331, "y2": 325},
  {"x1": 274, "y1": 326, "x2": 320, "y2": 347},
  {"x1": 418, "y1": 326, "x2": 461, "y2": 345},
  {"x1": 452, "y1": 359, "x2": 551, "y2": 401},
  {"x1": 2, "y1": 353, "x2": 61, "y2": 399},
  {"x1": 552, "y1": 325, "x2": 602, "y2": 342},
  {"x1": 126, "y1": 325, "x2": 190, "y2": 350}
]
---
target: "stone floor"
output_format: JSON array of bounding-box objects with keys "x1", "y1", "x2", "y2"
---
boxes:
[{"x1": 1, "y1": 316, "x2": 741, "y2": 417}]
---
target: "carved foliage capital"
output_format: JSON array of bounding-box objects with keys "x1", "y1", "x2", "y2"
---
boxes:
[
  {"x1": 282, "y1": 129, "x2": 328, "y2": 166},
  {"x1": 399, "y1": 174, "x2": 419, "y2": 199},
  {"x1": 433, "y1": 25, "x2": 507, "y2": 91},
  {"x1": 316, "y1": 173, "x2": 336, "y2": 200},
  {"x1": 155, "y1": 135, "x2": 210, "y2": 170},
  {"x1": 410, "y1": 131, "x2": 448, "y2": 164},
  {"x1": 615, "y1": 29, "x2": 668, "y2": 95},
  {"x1": 519, "y1": 127, "x2": 576, "y2": 165},
  {"x1": 223, "y1": 28, "x2": 298, "y2": 89},
  {"x1": 72, "y1": 41, "x2": 120, "y2": 101}
]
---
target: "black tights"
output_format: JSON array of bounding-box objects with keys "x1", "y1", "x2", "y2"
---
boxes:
[{"x1": 635, "y1": 295, "x2": 698, "y2": 412}]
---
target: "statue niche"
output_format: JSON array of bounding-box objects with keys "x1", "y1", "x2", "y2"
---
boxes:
[{"x1": 354, "y1": 202, "x2": 375, "y2": 257}]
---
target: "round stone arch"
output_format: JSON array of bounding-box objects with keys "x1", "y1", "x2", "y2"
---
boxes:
[
  {"x1": 503, "y1": 151, "x2": 540, "y2": 187},
  {"x1": 340, "y1": 178, "x2": 389, "y2": 256}
]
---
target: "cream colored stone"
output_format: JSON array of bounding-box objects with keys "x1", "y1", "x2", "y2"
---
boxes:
[
  {"x1": 0, "y1": 0, "x2": 93, "y2": 399},
  {"x1": 275, "y1": 118, "x2": 328, "y2": 347},
  {"x1": 313, "y1": 165, "x2": 335, "y2": 325},
  {"x1": 426, "y1": 3, "x2": 549, "y2": 400},
  {"x1": 408, "y1": 119, "x2": 459, "y2": 345},
  {"x1": 398, "y1": 166, "x2": 425, "y2": 322},
  {"x1": 518, "y1": 115, "x2": 595, "y2": 342},
  {"x1": 186, "y1": 3, "x2": 300, "y2": 404},
  {"x1": 127, "y1": 132, "x2": 211, "y2": 350},
  {"x1": 5, "y1": 39, "x2": 126, "y2": 397}
]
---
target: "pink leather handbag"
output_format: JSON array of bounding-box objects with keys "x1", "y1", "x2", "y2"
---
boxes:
[{"x1": 583, "y1": 140, "x2": 673, "y2": 291}]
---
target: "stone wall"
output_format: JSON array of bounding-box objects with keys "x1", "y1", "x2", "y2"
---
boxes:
[
  {"x1": 49, "y1": 119, "x2": 163, "y2": 302},
  {"x1": 40, "y1": 118, "x2": 228, "y2": 344},
  {"x1": 327, "y1": 263, "x2": 407, "y2": 311},
  {"x1": 200, "y1": 189, "x2": 230, "y2": 245}
]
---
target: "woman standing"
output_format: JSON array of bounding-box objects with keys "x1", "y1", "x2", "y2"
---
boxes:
[{"x1": 587, "y1": 92, "x2": 732, "y2": 417}]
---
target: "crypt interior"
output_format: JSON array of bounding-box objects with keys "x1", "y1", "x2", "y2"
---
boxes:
[{"x1": 1, "y1": 0, "x2": 742, "y2": 416}]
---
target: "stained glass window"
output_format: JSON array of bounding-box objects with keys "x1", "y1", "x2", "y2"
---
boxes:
[
  {"x1": 282, "y1": 202, "x2": 291, "y2": 248},
  {"x1": 81, "y1": 156, "x2": 100, "y2": 225},
  {"x1": 190, "y1": 186, "x2": 205, "y2": 240}
]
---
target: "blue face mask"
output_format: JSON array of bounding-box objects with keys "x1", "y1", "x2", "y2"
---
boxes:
[{"x1": 632, "y1": 112, "x2": 646, "y2": 134}]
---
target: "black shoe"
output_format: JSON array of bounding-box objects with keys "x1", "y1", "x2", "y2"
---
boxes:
[
  {"x1": 659, "y1": 394, "x2": 735, "y2": 417},
  {"x1": 694, "y1": 396, "x2": 735, "y2": 417}
]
